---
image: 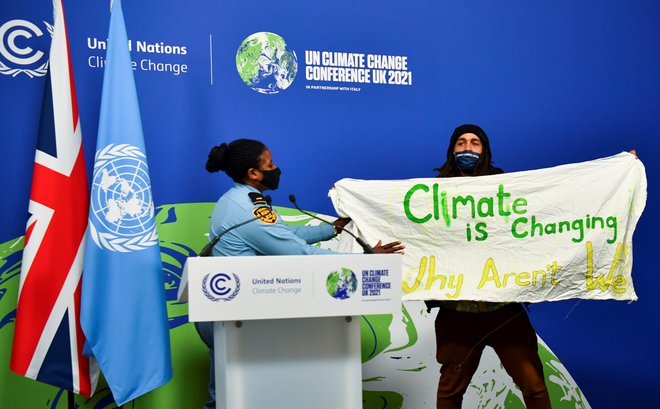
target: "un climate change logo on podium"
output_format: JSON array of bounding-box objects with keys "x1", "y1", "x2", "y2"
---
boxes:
[
  {"x1": 202, "y1": 273, "x2": 241, "y2": 302},
  {"x1": 326, "y1": 268, "x2": 358, "y2": 300},
  {"x1": 88, "y1": 144, "x2": 158, "y2": 252},
  {"x1": 236, "y1": 32, "x2": 298, "y2": 94}
]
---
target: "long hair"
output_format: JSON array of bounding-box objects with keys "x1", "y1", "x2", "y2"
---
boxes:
[{"x1": 433, "y1": 124, "x2": 502, "y2": 178}]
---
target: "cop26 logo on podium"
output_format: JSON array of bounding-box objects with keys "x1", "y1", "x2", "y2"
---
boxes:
[
  {"x1": 326, "y1": 268, "x2": 358, "y2": 300},
  {"x1": 88, "y1": 143, "x2": 158, "y2": 252}
]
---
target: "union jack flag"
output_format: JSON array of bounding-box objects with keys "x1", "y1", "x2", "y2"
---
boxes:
[{"x1": 10, "y1": 0, "x2": 98, "y2": 396}]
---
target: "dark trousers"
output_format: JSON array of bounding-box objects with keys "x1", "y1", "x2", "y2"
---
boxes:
[
  {"x1": 195, "y1": 321, "x2": 216, "y2": 409},
  {"x1": 435, "y1": 304, "x2": 551, "y2": 409}
]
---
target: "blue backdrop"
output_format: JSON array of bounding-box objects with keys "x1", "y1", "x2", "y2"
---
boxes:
[{"x1": 1, "y1": 0, "x2": 659, "y2": 407}]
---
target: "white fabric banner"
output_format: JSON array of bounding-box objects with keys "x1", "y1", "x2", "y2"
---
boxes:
[{"x1": 329, "y1": 152, "x2": 647, "y2": 302}]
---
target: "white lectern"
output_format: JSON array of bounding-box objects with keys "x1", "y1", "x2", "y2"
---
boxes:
[{"x1": 178, "y1": 254, "x2": 401, "y2": 409}]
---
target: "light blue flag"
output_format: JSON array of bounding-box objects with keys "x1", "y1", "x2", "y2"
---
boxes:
[{"x1": 81, "y1": 0, "x2": 172, "y2": 405}]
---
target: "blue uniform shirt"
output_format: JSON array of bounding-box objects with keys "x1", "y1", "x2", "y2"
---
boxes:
[{"x1": 210, "y1": 183, "x2": 336, "y2": 256}]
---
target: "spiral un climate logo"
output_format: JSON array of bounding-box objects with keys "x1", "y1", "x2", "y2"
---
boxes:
[
  {"x1": 0, "y1": 19, "x2": 52, "y2": 77},
  {"x1": 202, "y1": 273, "x2": 241, "y2": 302}
]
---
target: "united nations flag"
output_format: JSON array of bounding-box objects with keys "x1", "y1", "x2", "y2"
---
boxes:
[
  {"x1": 80, "y1": 0, "x2": 172, "y2": 405},
  {"x1": 88, "y1": 143, "x2": 158, "y2": 252}
]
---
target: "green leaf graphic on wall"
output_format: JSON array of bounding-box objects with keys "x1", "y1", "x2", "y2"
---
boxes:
[{"x1": 0, "y1": 203, "x2": 589, "y2": 408}]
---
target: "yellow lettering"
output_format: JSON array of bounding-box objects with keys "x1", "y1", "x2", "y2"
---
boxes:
[
  {"x1": 611, "y1": 275, "x2": 627, "y2": 294},
  {"x1": 611, "y1": 244, "x2": 630, "y2": 294},
  {"x1": 547, "y1": 261, "x2": 562, "y2": 285},
  {"x1": 402, "y1": 256, "x2": 427, "y2": 293},
  {"x1": 478, "y1": 258, "x2": 501, "y2": 288},
  {"x1": 425, "y1": 256, "x2": 447, "y2": 290},
  {"x1": 400, "y1": 255, "x2": 464, "y2": 299},
  {"x1": 446, "y1": 275, "x2": 463, "y2": 299},
  {"x1": 586, "y1": 241, "x2": 625, "y2": 292},
  {"x1": 532, "y1": 270, "x2": 546, "y2": 286},
  {"x1": 516, "y1": 271, "x2": 531, "y2": 286},
  {"x1": 502, "y1": 272, "x2": 517, "y2": 287}
]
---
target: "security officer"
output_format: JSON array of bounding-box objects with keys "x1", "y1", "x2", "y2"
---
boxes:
[
  {"x1": 206, "y1": 139, "x2": 344, "y2": 256},
  {"x1": 197, "y1": 138, "x2": 403, "y2": 409}
]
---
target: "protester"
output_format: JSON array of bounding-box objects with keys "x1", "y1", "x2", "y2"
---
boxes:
[{"x1": 430, "y1": 124, "x2": 551, "y2": 409}]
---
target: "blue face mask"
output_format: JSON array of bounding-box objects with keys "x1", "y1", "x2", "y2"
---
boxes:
[{"x1": 454, "y1": 151, "x2": 480, "y2": 173}]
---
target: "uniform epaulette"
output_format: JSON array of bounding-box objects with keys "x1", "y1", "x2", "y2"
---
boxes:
[
  {"x1": 248, "y1": 192, "x2": 268, "y2": 205},
  {"x1": 248, "y1": 192, "x2": 277, "y2": 224}
]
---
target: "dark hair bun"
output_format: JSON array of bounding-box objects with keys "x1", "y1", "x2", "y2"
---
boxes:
[{"x1": 205, "y1": 143, "x2": 228, "y2": 173}]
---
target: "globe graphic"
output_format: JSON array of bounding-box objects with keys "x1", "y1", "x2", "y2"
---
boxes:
[
  {"x1": 236, "y1": 32, "x2": 298, "y2": 94},
  {"x1": 326, "y1": 267, "x2": 358, "y2": 300}
]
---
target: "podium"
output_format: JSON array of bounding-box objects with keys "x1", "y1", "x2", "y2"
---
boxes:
[{"x1": 178, "y1": 254, "x2": 402, "y2": 409}]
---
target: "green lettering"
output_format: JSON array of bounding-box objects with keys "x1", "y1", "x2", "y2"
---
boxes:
[
  {"x1": 441, "y1": 191, "x2": 450, "y2": 227},
  {"x1": 403, "y1": 184, "x2": 431, "y2": 224},
  {"x1": 606, "y1": 216, "x2": 618, "y2": 244},
  {"x1": 591, "y1": 216, "x2": 605, "y2": 229},
  {"x1": 512, "y1": 197, "x2": 527, "y2": 214},
  {"x1": 544, "y1": 223, "x2": 556, "y2": 234},
  {"x1": 452, "y1": 195, "x2": 475, "y2": 219},
  {"x1": 475, "y1": 222, "x2": 488, "y2": 241},
  {"x1": 477, "y1": 197, "x2": 494, "y2": 217},
  {"x1": 497, "y1": 184, "x2": 511, "y2": 216},
  {"x1": 558, "y1": 220, "x2": 570, "y2": 233},
  {"x1": 571, "y1": 218, "x2": 584, "y2": 243},
  {"x1": 433, "y1": 184, "x2": 440, "y2": 220},
  {"x1": 531, "y1": 216, "x2": 543, "y2": 237},
  {"x1": 511, "y1": 217, "x2": 528, "y2": 238}
]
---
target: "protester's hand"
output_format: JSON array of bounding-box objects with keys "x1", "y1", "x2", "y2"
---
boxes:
[
  {"x1": 372, "y1": 240, "x2": 405, "y2": 254},
  {"x1": 629, "y1": 149, "x2": 638, "y2": 159},
  {"x1": 333, "y1": 217, "x2": 351, "y2": 234}
]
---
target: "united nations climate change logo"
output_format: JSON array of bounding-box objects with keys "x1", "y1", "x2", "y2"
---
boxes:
[
  {"x1": 202, "y1": 273, "x2": 241, "y2": 302},
  {"x1": 88, "y1": 144, "x2": 158, "y2": 252},
  {"x1": 326, "y1": 268, "x2": 358, "y2": 300},
  {"x1": 236, "y1": 32, "x2": 298, "y2": 94},
  {"x1": 0, "y1": 19, "x2": 52, "y2": 78}
]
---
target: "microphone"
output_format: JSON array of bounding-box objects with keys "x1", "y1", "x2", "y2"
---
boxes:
[
  {"x1": 199, "y1": 195, "x2": 272, "y2": 257},
  {"x1": 288, "y1": 194, "x2": 374, "y2": 254}
]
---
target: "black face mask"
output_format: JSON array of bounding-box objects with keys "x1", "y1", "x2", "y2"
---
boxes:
[
  {"x1": 454, "y1": 150, "x2": 480, "y2": 173},
  {"x1": 259, "y1": 167, "x2": 281, "y2": 190}
]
